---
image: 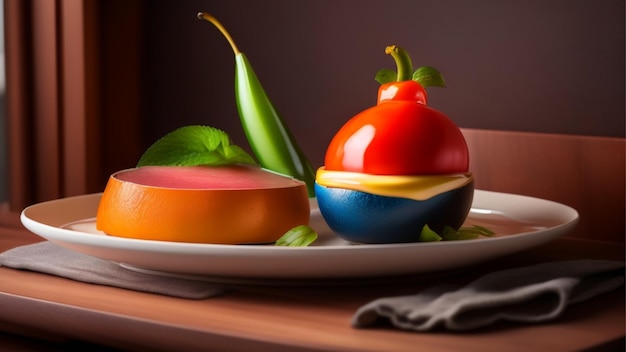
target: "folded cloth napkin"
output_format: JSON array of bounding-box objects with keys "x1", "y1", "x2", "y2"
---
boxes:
[
  {"x1": 0, "y1": 241, "x2": 226, "y2": 299},
  {"x1": 353, "y1": 260, "x2": 625, "y2": 331}
]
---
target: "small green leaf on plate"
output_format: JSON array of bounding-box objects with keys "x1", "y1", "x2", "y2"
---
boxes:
[
  {"x1": 275, "y1": 225, "x2": 318, "y2": 246},
  {"x1": 418, "y1": 224, "x2": 442, "y2": 242},
  {"x1": 442, "y1": 225, "x2": 474, "y2": 241},
  {"x1": 442, "y1": 225, "x2": 495, "y2": 241},
  {"x1": 375, "y1": 68, "x2": 397, "y2": 85},
  {"x1": 412, "y1": 66, "x2": 446, "y2": 88},
  {"x1": 137, "y1": 125, "x2": 257, "y2": 167},
  {"x1": 464, "y1": 225, "x2": 495, "y2": 237}
]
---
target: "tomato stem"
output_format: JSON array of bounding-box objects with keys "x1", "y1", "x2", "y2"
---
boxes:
[
  {"x1": 197, "y1": 12, "x2": 240, "y2": 55},
  {"x1": 385, "y1": 45, "x2": 413, "y2": 82}
]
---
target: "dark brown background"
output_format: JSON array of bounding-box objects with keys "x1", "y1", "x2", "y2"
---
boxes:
[{"x1": 137, "y1": 0, "x2": 624, "y2": 168}]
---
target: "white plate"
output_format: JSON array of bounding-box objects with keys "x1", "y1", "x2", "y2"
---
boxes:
[{"x1": 20, "y1": 190, "x2": 578, "y2": 282}]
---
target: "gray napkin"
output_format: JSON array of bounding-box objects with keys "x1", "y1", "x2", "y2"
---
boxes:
[
  {"x1": 0, "y1": 241, "x2": 227, "y2": 299},
  {"x1": 353, "y1": 260, "x2": 625, "y2": 331}
]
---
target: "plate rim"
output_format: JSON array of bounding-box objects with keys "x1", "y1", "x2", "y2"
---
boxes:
[
  {"x1": 18, "y1": 189, "x2": 580, "y2": 279},
  {"x1": 20, "y1": 189, "x2": 579, "y2": 251}
]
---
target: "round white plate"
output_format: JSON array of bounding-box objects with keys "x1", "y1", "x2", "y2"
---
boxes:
[{"x1": 20, "y1": 190, "x2": 578, "y2": 282}]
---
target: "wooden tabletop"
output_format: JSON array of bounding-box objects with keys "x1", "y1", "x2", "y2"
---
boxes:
[{"x1": 0, "y1": 220, "x2": 624, "y2": 351}]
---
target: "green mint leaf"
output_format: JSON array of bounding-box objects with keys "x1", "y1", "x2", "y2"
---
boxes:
[
  {"x1": 418, "y1": 224, "x2": 442, "y2": 242},
  {"x1": 137, "y1": 125, "x2": 257, "y2": 167},
  {"x1": 441, "y1": 225, "x2": 466, "y2": 241},
  {"x1": 442, "y1": 225, "x2": 495, "y2": 241},
  {"x1": 444, "y1": 229, "x2": 477, "y2": 241},
  {"x1": 441, "y1": 226, "x2": 458, "y2": 240},
  {"x1": 412, "y1": 66, "x2": 446, "y2": 88},
  {"x1": 464, "y1": 225, "x2": 495, "y2": 237},
  {"x1": 419, "y1": 224, "x2": 496, "y2": 242},
  {"x1": 275, "y1": 225, "x2": 318, "y2": 246},
  {"x1": 375, "y1": 68, "x2": 397, "y2": 84}
]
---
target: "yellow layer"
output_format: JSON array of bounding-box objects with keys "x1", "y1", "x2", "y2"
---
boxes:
[{"x1": 316, "y1": 167, "x2": 473, "y2": 201}]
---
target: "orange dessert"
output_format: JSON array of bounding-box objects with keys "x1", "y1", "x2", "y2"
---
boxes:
[{"x1": 96, "y1": 165, "x2": 310, "y2": 244}]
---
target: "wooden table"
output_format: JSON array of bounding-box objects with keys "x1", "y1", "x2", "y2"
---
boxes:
[{"x1": 0, "y1": 220, "x2": 624, "y2": 351}]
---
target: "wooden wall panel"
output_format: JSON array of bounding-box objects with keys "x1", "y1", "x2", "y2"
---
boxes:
[{"x1": 463, "y1": 128, "x2": 625, "y2": 244}]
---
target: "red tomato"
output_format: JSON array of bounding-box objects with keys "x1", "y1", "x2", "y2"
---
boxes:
[{"x1": 324, "y1": 81, "x2": 469, "y2": 175}]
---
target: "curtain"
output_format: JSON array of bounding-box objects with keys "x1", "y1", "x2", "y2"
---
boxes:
[{"x1": 4, "y1": 0, "x2": 143, "y2": 212}]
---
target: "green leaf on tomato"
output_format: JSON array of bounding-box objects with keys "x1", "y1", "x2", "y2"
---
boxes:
[
  {"x1": 375, "y1": 68, "x2": 397, "y2": 84},
  {"x1": 137, "y1": 125, "x2": 257, "y2": 167},
  {"x1": 412, "y1": 66, "x2": 446, "y2": 88}
]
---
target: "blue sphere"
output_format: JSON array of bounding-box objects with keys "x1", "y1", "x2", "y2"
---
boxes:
[{"x1": 315, "y1": 180, "x2": 474, "y2": 244}]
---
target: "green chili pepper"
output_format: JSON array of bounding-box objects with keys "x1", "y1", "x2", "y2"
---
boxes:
[{"x1": 197, "y1": 12, "x2": 316, "y2": 197}]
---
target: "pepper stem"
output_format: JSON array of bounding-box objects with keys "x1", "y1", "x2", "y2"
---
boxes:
[
  {"x1": 385, "y1": 45, "x2": 413, "y2": 82},
  {"x1": 197, "y1": 12, "x2": 240, "y2": 55}
]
